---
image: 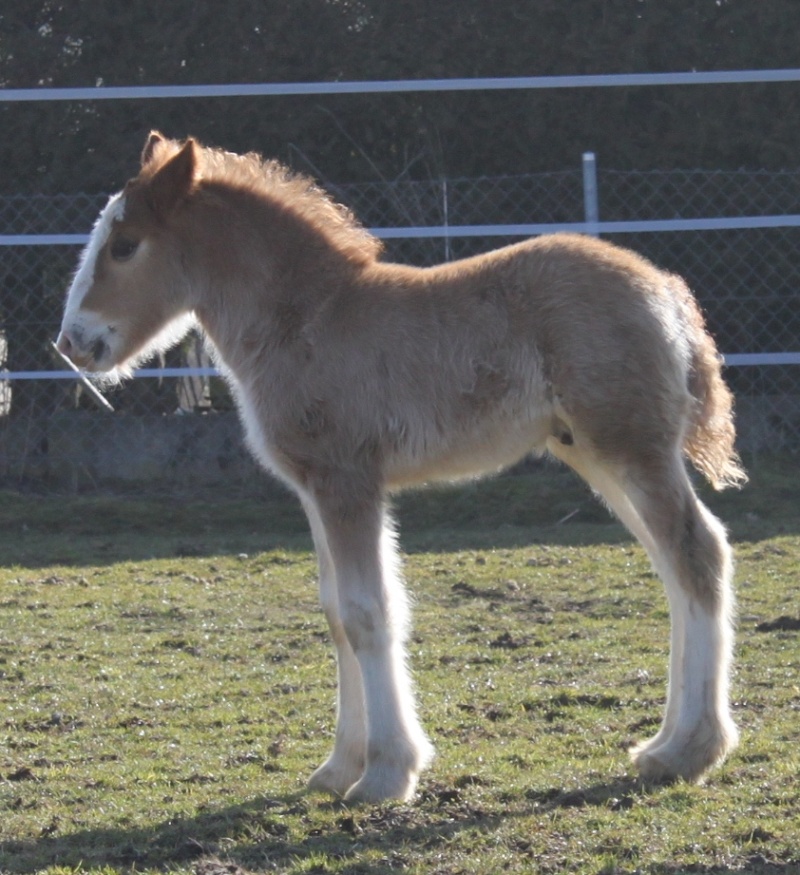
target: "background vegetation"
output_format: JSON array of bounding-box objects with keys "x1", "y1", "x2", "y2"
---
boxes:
[{"x1": 2, "y1": 1, "x2": 800, "y2": 194}]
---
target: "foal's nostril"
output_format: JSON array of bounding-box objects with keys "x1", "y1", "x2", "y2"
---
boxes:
[
  {"x1": 56, "y1": 332, "x2": 74, "y2": 359},
  {"x1": 90, "y1": 337, "x2": 108, "y2": 364}
]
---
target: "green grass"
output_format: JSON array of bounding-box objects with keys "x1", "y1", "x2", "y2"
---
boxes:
[{"x1": 1, "y1": 456, "x2": 799, "y2": 874}]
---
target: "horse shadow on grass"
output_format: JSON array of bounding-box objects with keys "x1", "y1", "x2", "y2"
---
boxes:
[
  {"x1": 0, "y1": 775, "x2": 761, "y2": 874},
  {"x1": 0, "y1": 775, "x2": 669, "y2": 874},
  {"x1": 1, "y1": 787, "x2": 498, "y2": 874}
]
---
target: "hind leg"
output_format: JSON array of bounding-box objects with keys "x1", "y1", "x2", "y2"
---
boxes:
[
  {"x1": 548, "y1": 438, "x2": 738, "y2": 782},
  {"x1": 627, "y1": 479, "x2": 738, "y2": 782}
]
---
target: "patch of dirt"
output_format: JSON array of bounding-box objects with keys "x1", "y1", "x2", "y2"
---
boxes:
[
  {"x1": 489, "y1": 631, "x2": 530, "y2": 649},
  {"x1": 6, "y1": 766, "x2": 37, "y2": 782},
  {"x1": 194, "y1": 858, "x2": 252, "y2": 875},
  {"x1": 525, "y1": 778, "x2": 643, "y2": 811},
  {"x1": 756, "y1": 615, "x2": 800, "y2": 632}
]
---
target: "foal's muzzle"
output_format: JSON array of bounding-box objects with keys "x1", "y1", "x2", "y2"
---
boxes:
[{"x1": 55, "y1": 328, "x2": 108, "y2": 371}]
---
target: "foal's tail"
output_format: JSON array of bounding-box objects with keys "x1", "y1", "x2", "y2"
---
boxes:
[{"x1": 676, "y1": 278, "x2": 748, "y2": 490}]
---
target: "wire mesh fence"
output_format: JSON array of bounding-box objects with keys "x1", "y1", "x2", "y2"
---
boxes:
[{"x1": 1, "y1": 167, "x2": 799, "y2": 491}]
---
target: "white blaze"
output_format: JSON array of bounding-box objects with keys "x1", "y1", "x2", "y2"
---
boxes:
[{"x1": 62, "y1": 192, "x2": 126, "y2": 326}]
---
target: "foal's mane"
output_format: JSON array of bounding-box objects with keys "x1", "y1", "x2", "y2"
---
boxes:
[{"x1": 144, "y1": 137, "x2": 383, "y2": 267}]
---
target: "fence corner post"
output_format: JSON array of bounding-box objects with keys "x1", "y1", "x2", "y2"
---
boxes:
[{"x1": 582, "y1": 151, "x2": 600, "y2": 236}]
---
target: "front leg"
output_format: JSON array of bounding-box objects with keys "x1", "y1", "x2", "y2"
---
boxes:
[
  {"x1": 317, "y1": 494, "x2": 433, "y2": 803},
  {"x1": 303, "y1": 499, "x2": 367, "y2": 796}
]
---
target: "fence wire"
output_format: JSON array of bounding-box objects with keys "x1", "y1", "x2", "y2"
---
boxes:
[{"x1": 1, "y1": 168, "x2": 799, "y2": 490}]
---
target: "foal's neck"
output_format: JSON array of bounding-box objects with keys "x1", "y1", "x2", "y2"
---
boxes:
[{"x1": 185, "y1": 185, "x2": 368, "y2": 369}]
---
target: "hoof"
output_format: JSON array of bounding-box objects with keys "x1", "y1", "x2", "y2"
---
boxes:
[
  {"x1": 308, "y1": 757, "x2": 365, "y2": 798},
  {"x1": 631, "y1": 745, "x2": 682, "y2": 784},
  {"x1": 630, "y1": 719, "x2": 739, "y2": 784},
  {"x1": 343, "y1": 766, "x2": 419, "y2": 804}
]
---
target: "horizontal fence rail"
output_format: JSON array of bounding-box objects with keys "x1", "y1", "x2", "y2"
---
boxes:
[
  {"x1": 4, "y1": 68, "x2": 800, "y2": 103},
  {"x1": 6, "y1": 213, "x2": 800, "y2": 248},
  {"x1": 6, "y1": 354, "x2": 800, "y2": 383}
]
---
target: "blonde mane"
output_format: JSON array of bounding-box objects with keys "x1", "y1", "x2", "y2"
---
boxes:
[{"x1": 143, "y1": 137, "x2": 384, "y2": 266}]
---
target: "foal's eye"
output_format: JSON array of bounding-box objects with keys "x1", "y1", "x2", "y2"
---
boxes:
[{"x1": 110, "y1": 236, "x2": 139, "y2": 262}]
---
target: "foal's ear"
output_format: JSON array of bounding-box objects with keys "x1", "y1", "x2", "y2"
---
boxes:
[
  {"x1": 146, "y1": 139, "x2": 198, "y2": 218},
  {"x1": 141, "y1": 130, "x2": 166, "y2": 167}
]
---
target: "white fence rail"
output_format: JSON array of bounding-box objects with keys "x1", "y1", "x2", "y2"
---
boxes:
[{"x1": 4, "y1": 68, "x2": 800, "y2": 103}]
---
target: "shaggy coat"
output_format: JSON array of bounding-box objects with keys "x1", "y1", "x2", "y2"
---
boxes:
[{"x1": 57, "y1": 133, "x2": 745, "y2": 802}]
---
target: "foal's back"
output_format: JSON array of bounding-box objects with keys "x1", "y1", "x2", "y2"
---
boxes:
[{"x1": 337, "y1": 233, "x2": 696, "y2": 487}]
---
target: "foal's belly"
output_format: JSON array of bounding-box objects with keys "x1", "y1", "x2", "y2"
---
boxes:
[{"x1": 385, "y1": 416, "x2": 552, "y2": 489}]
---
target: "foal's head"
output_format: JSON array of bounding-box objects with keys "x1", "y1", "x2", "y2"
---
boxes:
[
  {"x1": 56, "y1": 132, "x2": 199, "y2": 374},
  {"x1": 58, "y1": 131, "x2": 383, "y2": 375}
]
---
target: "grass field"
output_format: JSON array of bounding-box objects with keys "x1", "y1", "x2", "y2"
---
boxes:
[{"x1": 1, "y1": 457, "x2": 799, "y2": 875}]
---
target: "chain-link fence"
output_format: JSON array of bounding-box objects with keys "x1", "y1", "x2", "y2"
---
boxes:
[{"x1": 1, "y1": 167, "x2": 799, "y2": 491}]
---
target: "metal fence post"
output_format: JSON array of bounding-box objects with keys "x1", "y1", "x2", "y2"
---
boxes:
[
  {"x1": 582, "y1": 151, "x2": 599, "y2": 236},
  {"x1": 442, "y1": 178, "x2": 452, "y2": 261}
]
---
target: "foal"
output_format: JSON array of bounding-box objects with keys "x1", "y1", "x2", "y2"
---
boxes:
[{"x1": 57, "y1": 132, "x2": 746, "y2": 802}]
